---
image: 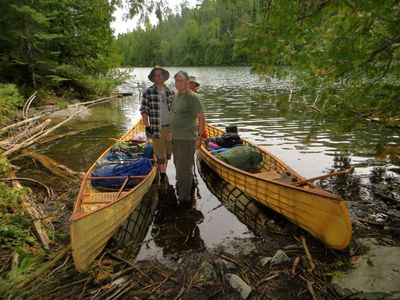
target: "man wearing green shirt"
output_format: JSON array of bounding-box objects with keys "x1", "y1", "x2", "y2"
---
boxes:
[{"x1": 170, "y1": 71, "x2": 205, "y2": 207}]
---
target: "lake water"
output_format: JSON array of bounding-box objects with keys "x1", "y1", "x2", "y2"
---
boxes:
[{"x1": 29, "y1": 66, "x2": 399, "y2": 261}]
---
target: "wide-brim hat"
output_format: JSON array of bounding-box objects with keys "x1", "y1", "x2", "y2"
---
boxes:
[
  {"x1": 189, "y1": 76, "x2": 200, "y2": 87},
  {"x1": 148, "y1": 66, "x2": 170, "y2": 82}
]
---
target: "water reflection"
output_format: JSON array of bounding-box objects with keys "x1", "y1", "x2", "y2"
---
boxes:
[
  {"x1": 320, "y1": 155, "x2": 362, "y2": 202},
  {"x1": 197, "y1": 160, "x2": 272, "y2": 234},
  {"x1": 109, "y1": 184, "x2": 159, "y2": 258},
  {"x1": 151, "y1": 180, "x2": 205, "y2": 258}
]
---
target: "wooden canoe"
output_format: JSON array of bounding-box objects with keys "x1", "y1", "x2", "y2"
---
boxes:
[
  {"x1": 70, "y1": 118, "x2": 157, "y2": 272},
  {"x1": 197, "y1": 124, "x2": 352, "y2": 249}
]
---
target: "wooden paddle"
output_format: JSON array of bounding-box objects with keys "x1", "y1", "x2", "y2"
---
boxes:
[{"x1": 291, "y1": 167, "x2": 355, "y2": 186}]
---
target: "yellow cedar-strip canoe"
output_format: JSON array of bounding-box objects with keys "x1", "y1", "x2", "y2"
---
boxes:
[
  {"x1": 70, "y1": 118, "x2": 157, "y2": 272},
  {"x1": 197, "y1": 124, "x2": 352, "y2": 249}
]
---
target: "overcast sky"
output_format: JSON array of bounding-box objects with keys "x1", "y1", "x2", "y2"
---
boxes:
[{"x1": 111, "y1": 0, "x2": 199, "y2": 35}]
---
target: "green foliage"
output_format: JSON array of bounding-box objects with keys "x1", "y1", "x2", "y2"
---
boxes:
[
  {"x1": 0, "y1": 0, "x2": 120, "y2": 100},
  {"x1": 235, "y1": 0, "x2": 400, "y2": 123},
  {"x1": 0, "y1": 84, "x2": 24, "y2": 120},
  {"x1": 0, "y1": 245, "x2": 46, "y2": 296},
  {"x1": 0, "y1": 154, "x2": 12, "y2": 174},
  {"x1": 0, "y1": 183, "x2": 31, "y2": 247},
  {"x1": 119, "y1": 0, "x2": 399, "y2": 126}
]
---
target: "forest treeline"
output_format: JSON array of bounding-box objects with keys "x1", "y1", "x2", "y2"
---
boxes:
[
  {"x1": 115, "y1": 0, "x2": 252, "y2": 66},
  {"x1": 116, "y1": 0, "x2": 399, "y2": 125},
  {"x1": 1, "y1": 0, "x2": 398, "y2": 124}
]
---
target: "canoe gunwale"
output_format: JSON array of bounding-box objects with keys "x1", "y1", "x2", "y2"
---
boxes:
[
  {"x1": 199, "y1": 124, "x2": 343, "y2": 201},
  {"x1": 198, "y1": 123, "x2": 352, "y2": 250}
]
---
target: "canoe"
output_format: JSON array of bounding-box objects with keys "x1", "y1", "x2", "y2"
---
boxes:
[
  {"x1": 70, "y1": 118, "x2": 157, "y2": 272},
  {"x1": 197, "y1": 124, "x2": 352, "y2": 249}
]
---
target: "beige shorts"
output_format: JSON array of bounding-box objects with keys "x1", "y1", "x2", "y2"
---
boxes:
[{"x1": 151, "y1": 126, "x2": 172, "y2": 164}]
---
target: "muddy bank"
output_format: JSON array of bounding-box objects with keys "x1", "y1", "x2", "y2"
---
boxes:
[{"x1": 3, "y1": 160, "x2": 399, "y2": 299}]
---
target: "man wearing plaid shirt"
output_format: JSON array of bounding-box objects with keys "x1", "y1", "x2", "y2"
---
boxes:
[{"x1": 140, "y1": 66, "x2": 175, "y2": 183}]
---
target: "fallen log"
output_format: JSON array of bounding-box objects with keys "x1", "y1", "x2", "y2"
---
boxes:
[
  {"x1": 68, "y1": 95, "x2": 117, "y2": 108},
  {"x1": 1, "y1": 95, "x2": 116, "y2": 136},
  {"x1": 21, "y1": 149, "x2": 82, "y2": 180}
]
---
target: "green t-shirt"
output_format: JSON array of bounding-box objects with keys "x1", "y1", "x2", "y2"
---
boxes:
[{"x1": 170, "y1": 90, "x2": 204, "y2": 140}]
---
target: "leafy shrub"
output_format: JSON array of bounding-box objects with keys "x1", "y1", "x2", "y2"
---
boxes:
[
  {"x1": 0, "y1": 183, "x2": 31, "y2": 247},
  {"x1": 54, "y1": 64, "x2": 122, "y2": 99},
  {"x1": 0, "y1": 84, "x2": 24, "y2": 120},
  {"x1": 0, "y1": 154, "x2": 11, "y2": 174}
]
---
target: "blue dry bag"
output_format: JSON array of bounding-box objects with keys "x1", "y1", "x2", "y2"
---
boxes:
[{"x1": 91, "y1": 158, "x2": 153, "y2": 188}]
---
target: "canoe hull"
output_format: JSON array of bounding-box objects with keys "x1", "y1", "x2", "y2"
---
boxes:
[
  {"x1": 70, "y1": 118, "x2": 157, "y2": 272},
  {"x1": 197, "y1": 124, "x2": 352, "y2": 249}
]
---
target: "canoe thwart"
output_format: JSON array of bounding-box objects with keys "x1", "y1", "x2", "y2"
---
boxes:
[{"x1": 253, "y1": 171, "x2": 281, "y2": 181}]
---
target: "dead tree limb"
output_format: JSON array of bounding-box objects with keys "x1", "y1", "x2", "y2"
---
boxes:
[
  {"x1": 0, "y1": 119, "x2": 51, "y2": 149},
  {"x1": 21, "y1": 149, "x2": 82, "y2": 180},
  {"x1": 10, "y1": 174, "x2": 51, "y2": 249},
  {"x1": 22, "y1": 91, "x2": 38, "y2": 119},
  {"x1": 3, "y1": 110, "x2": 81, "y2": 157}
]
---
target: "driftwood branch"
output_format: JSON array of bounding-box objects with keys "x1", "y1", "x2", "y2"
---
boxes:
[
  {"x1": 22, "y1": 91, "x2": 38, "y2": 119},
  {"x1": 3, "y1": 110, "x2": 81, "y2": 157},
  {"x1": 1, "y1": 95, "x2": 117, "y2": 136},
  {"x1": 0, "y1": 115, "x2": 43, "y2": 135},
  {"x1": 0, "y1": 177, "x2": 53, "y2": 198},
  {"x1": 67, "y1": 95, "x2": 116, "y2": 108},
  {"x1": 0, "y1": 119, "x2": 51, "y2": 149},
  {"x1": 10, "y1": 174, "x2": 51, "y2": 249},
  {"x1": 21, "y1": 149, "x2": 83, "y2": 180},
  {"x1": 301, "y1": 236, "x2": 316, "y2": 272}
]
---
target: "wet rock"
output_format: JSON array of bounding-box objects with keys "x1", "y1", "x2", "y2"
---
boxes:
[
  {"x1": 260, "y1": 256, "x2": 272, "y2": 267},
  {"x1": 50, "y1": 105, "x2": 91, "y2": 118},
  {"x1": 269, "y1": 249, "x2": 290, "y2": 267},
  {"x1": 220, "y1": 239, "x2": 257, "y2": 256},
  {"x1": 214, "y1": 258, "x2": 236, "y2": 272},
  {"x1": 332, "y1": 238, "x2": 400, "y2": 299},
  {"x1": 226, "y1": 273, "x2": 252, "y2": 299},
  {"x1": 241, "y1": 241, "x2": 258, "y2": 256},
  {"x1": 195, "y1": 259, "x2": 217, "y2": 281}
]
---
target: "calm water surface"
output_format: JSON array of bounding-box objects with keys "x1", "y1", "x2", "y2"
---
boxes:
[{"x1": 35, "y1": 67, "x2": 399, "y2": 260}]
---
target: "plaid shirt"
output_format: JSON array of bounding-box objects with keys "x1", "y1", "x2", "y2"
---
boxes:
[{"x1": 140, "y1": 84, "x2": 174, "y2": 138}]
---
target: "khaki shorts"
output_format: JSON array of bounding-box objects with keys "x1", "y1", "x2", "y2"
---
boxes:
[{"x1": 151, "y1": 126, "x2": 172, "y2": 164}]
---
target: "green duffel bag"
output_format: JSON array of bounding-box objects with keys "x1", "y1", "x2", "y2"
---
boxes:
[{"x1": 215, "y1": 144, "x2": 262, "y2": 171}]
